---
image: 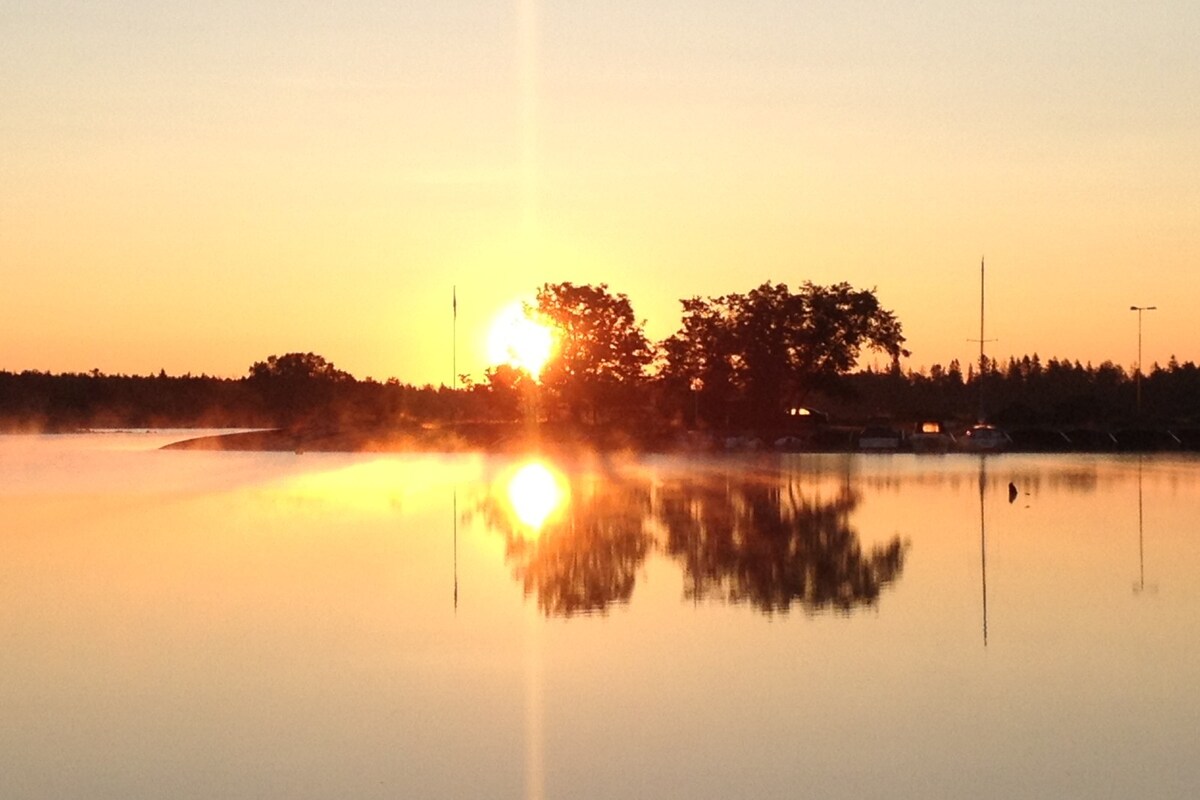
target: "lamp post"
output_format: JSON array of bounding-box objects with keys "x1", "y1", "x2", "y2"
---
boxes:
[{"x1": 1130, "y1": 305, "x2": 1157, "y2": 414}]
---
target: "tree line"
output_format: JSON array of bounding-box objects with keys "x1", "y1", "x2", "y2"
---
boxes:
[{"x1": 2, "y1": 281, "x2": 1198, "y2": 433}]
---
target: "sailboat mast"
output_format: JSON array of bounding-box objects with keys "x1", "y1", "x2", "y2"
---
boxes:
[
  {"x1": 978, "y1": 257, "x2": 986, "y2": 422},
  {"x1": 979, "y1": 257, "x2": 985, "y2": 374},
  {"x1": 452, "y1": 285, "x2": 458, "y2": 388}
]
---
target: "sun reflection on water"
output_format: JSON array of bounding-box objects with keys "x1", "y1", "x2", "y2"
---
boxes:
[{"x1": 505, "y1": 461, "x2": 568, "y2": 534}]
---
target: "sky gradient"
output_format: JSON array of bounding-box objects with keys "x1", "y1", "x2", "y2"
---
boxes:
[{"x1": 4, "y1": 1, "x2": 1199, "y2": 384}]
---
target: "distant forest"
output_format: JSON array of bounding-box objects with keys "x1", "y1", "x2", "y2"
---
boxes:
[
  {"x1": 4, "y1": 352, "x2": 1199, "y2": 434},
  {"x1": 4, "y1": 281, "x2": 1198, "y2": 435}
]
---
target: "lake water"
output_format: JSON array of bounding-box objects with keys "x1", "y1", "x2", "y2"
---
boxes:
[{"x1": 3, "y1": 431, "x2": 1199, "y2": 799}]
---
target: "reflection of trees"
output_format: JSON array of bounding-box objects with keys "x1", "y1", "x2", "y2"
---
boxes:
[
  {"x1": 472, "y1": 462, "x2": 909, "y2": 618},
  {"x1": 473, "y1": 473, "x2": 654, "y2": 617},
  {"x1": 658, "y1": 474, "x2": 906, "y2": 613}
]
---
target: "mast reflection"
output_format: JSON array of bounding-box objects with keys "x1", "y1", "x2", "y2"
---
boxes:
[
  {"x1": 470, "y1": 460, "x2": 908, "y2": 618},
  {"x1": 978, "y1": 456, "x2": 989, "y2": 647},
  {"x1": 453, "y1": 487, "x2": 457, "y2": 612}
]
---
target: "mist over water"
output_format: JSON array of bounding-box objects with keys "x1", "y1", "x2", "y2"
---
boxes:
[{"x1": 3, "y1": 433, "x2": 1199, "y2": 799}]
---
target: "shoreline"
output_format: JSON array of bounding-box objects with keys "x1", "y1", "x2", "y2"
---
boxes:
[
  {"x1": 158, "y1": 422, "x2": 676, "y2": 455},
  {"x1": 157, "y1": 423, "x2": 1200, "y2": 455}
]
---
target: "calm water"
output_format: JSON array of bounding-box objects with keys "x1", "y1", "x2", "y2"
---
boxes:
[{"x1": 3, "y1": 432, "x2": 1199, "y2": 799}]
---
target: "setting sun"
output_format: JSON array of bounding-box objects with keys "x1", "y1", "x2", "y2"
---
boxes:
[{"x1": 486, "y1": 301, "x2": 555, "y2": 379}]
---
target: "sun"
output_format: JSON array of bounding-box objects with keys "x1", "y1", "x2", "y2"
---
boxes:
[{"x1": 487, "y1": 301, "x2": 555, "y2": 378}]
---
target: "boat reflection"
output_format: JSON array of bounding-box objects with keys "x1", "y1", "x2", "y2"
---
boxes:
[{"x1": 470, "y1": 460, "x2": 909, "y2": 618}]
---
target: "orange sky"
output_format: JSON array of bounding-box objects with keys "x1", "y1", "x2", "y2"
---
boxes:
[{"x1": 4, "y1": 2, "x2": 1198, "y2": 385}]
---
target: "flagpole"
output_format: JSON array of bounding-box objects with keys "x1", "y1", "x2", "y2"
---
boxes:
[{"x1": 452, "y1": 285, "x2": 457, "y2": 388}]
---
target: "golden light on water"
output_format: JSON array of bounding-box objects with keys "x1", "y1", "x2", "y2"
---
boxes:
[
  {"x1": 487, "y1": 301, "x2": 555, "y2": 379},
  {"x1": 273, "y1": 457, "x2": 482, "y2": 514},
  {"x1": 506, "y1": 461, "x2": 567, "y2": 533}
]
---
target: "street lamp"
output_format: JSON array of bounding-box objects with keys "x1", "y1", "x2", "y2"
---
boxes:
[{"x1": 1130, "y1": 305, "x2": 1157, "y2": 414}]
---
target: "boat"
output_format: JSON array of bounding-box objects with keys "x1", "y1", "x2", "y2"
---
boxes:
[
  {"x1": 910, "y1": 420, "x2": 955, "y2": 454},
  {"x1": 959, "y1": 424, "x2": 1010, "y2": 453}
]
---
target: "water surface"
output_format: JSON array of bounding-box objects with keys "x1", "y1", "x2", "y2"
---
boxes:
[{"x1": 2, "y1": 433, "x2": 1198, "y2": 799}]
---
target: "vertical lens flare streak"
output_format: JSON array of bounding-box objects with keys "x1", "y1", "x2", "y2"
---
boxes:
[
  {"x1": 518, "y1": 0, "x2": 539, "y2": 245},
  {"x1": 516, "y1": 10, "x2": 546, "y2": 797}
]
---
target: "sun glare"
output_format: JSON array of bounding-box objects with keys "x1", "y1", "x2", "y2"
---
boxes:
[
  {"x1": 487, "y1": 301, "x2": 554, "y2": 378},
  {"x1": 506, "y1": 461, "x2": 567, "y2": 534}
]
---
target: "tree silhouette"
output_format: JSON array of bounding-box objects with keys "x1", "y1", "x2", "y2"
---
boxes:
[
  {"x1": 248, "y1": 352, "x2": 352, "y2": 382},
  {"x1": 247, "y1": 352, "x2": 353, "y2": 426},
  {"x1": 534, "y1": 282, "x2": 652, "y2": 424},
  {"x1": 662, "y1": 282, "x2": 908, "y2": 427},
  {"x1": 482, "y1": 363, "x2": 536, "y2": 421}
]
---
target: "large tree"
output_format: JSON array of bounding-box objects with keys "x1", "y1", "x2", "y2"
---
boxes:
[
  {"x1": 533, "y1": 282, "x2": 652, "y2": 423},
  {"x1": 248, "y1": 352, "x2": 352, "y2": 382},
  {"x1": 662, "y1": 281, "x2": 907, "y2": 426},
  {"x1": 246, "y1": 352, "x2": 353, "y2": 426}
]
